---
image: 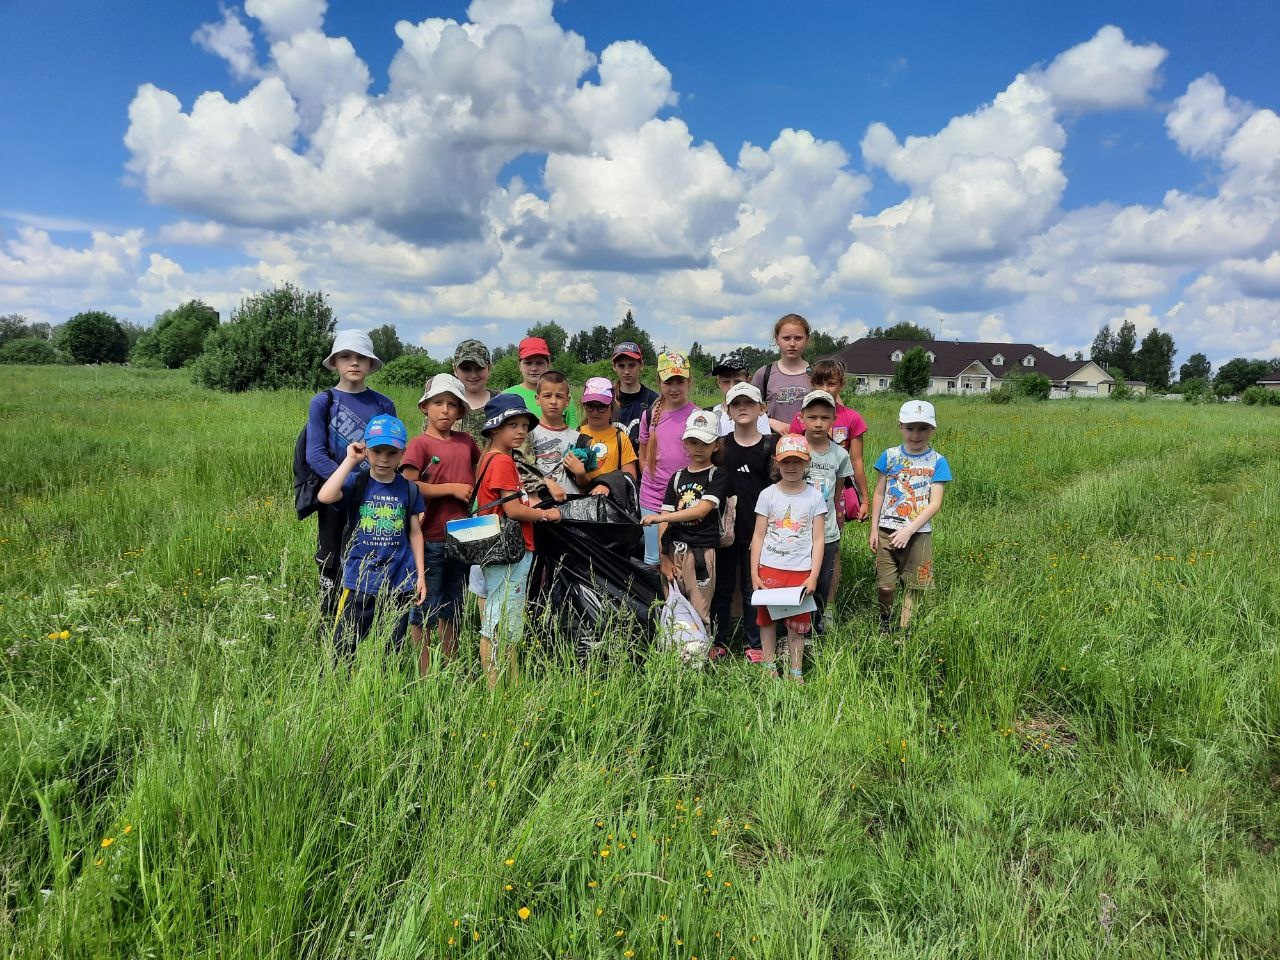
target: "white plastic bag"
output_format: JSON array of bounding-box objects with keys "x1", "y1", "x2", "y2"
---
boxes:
[{"x1": 658, "y1": 578, "x2": 710, "y2": 666}]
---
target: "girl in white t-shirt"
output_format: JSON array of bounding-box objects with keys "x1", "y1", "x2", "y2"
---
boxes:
[{"x1": 750, "y1": 434, "x2": 827, "y2": 682}]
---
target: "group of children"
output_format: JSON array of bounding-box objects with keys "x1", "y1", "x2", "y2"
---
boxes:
[{"x1": 303, "y1": 314, "x2": 952, "y2": 684}]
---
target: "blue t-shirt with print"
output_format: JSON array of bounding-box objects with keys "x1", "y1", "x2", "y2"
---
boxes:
[
  {"x1": 305, "y1": 388, "x2": 397, "y2": 479},
  {"x1": 338, "y1": 473, "x2": 424, "y2": 595},
  {"x1": 873, "y1": 445, "x2": 952, "y2": 533}
]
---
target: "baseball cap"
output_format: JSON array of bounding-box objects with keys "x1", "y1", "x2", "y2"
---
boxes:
[
  {"x1": 725, "y1": 382, "x2": 762, "y2": 405},
  {"x1": 682, "y1": 409, "x2": 719, "y2": 444},
  {"x1": 452, "y1": 339, "x2": 491, "y2": 367},
  {"x1": 801, "y1": 389, "x2": 836, "y2": 410},
  {"x1": 898, "y1": 399, "x2": 937, "y2": 427},
  {"x1": 611, "y1": 341, "x2": 643, "y2": 361},
  {"x1": 364, "y1": 414, "x2": 407, "y2": 449},
  {"x1": 582, "y1": 376, "x2": 614, "y2": 405},
  {"x1": 418, "y1": 373, "x2": 468, "y2": 407},
  {"x1": 711, "y1": 352, "x2": 749, "y2": 376},
  {"x1": 518, "y1": 336, "x2": 551, "y2": 360},
  {"x1": 324, "y1": 330, "x2": 382, "y2": 372},
  {"x1": 657, "y1": 351, "x2": 690, "y2": 381},
  {"x1": 775, "y1": 434, "x2": 810, "y2": 461},
  {"x1": 481, "y1": 393, "x2": 538, "y2": 435}
]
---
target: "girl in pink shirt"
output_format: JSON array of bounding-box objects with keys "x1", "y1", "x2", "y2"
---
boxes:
[{"x1": 638, "y1": 351, "x2": 698, "y2": 567}]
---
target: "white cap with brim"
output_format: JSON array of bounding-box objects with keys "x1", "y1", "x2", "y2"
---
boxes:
[
  {"x1": 801, "y1": 389, "x2": 836, "y2": 410},
  {"x1": 682, "y1": 409, "x2": 720, "y2": 444},
  {"x1": 418, "y1": 373, "x2": 468, "y2": 407},
  {"x1": 898, "y1": 399, "x2": 937, "y2": 427},
  {"x1": 725, "y1": 382, "x2": 762, "y2": 405},
  {"x1": 325, "y1": 329, "x2": 382, "y2": 372}
]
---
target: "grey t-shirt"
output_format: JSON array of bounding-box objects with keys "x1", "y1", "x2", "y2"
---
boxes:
[{"x1": 751, "y1": 363, "x2": 812, "y2": 426}]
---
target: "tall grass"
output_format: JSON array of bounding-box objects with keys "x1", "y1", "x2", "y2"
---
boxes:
[{"x1": 2, "y1": 366, "x2": 1277, "y2": 958}]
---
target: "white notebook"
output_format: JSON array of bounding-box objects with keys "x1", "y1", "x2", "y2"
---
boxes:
[{"x1": 750, "y1": 586, "x2": 818, "y2": 620}]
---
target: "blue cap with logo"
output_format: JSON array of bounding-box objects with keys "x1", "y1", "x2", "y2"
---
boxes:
[{"x1": 364, "y1": 414, "x2": 408, "y2": 449}]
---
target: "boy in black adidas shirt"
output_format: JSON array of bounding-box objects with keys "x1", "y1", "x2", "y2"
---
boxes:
[{"x1": 712, "y1": 382, "x2": 776, "y2": 661}]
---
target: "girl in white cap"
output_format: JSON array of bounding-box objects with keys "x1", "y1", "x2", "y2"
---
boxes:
[{"x1": 305, "y1": 330, "x2": 396, "y2": 634}]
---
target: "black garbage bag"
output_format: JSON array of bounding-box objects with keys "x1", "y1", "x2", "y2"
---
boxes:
[{"x1": 529, "y1": 490, "x2": 659, "y2": 663}]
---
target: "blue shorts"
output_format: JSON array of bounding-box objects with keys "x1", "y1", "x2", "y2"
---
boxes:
[
  {"x1": 410, "y1": 540, "x2": 466, "y2": 627},
  {"x1": 643, "y1": 524, "x2": 661, "y2": 566}
]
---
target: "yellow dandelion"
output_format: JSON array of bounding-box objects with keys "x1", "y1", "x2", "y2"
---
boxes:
[
  {"x1": 447, "y1": 937, "x2": 455, "y2": 946},
  {"x1": 59, "y1": 630, "x2": 70, "y2": 640},
  {"x1": 472, "y1": 930, "x2": 480, "y2": 941},
  {"x1": 100, "y1": 837, "x2": 114, "y2": 848},
  {"x1": 504, "y1": 884, "x2": 513, "y2": 891},
  {"x1": 488, "y1": 780, "x2": 497, "y2": 788},
  {"x1": 596, "y1": 908, "x2": 603, "y2": 916},
  {"x1": 123, "y1": 825, "x2": 133, "y2": 834},
  {"x1": 596, "y1": 820, "x2": 604, "y2": 827},
  {"x1": 743, "y1": 823, "x2": 751, "y2": 830},
  {"x1": 704, "y1": 869, "x2": 713, "y2": 878},
  {"x1": 723, "y1": 880, "x2": 732, "y2": 887},
  {"x1": 600, "y1": 847, "x2": 611, "y2": 858},
  {"x1": 47, "y1": 632, "x2": 58, "y2": 640},
  {"x1": 504, "y1": 858, "x2": 514, "y2": 867},
  {"x1": 615, "y1": 929, "x2": 624, "y2": 938},
  {"x1": 517, "y1": 906, "x2": 531, "y2": 920},
  {"x1": 624, "y1": 951, "x2": 634, "y2": 958},
  {"x1": 588, "y1": 880, "x2": 598, "y2": 888},
  {"x1": 94, "y1": 858, "x2": 104, "y2": 866},
  {"x1": 453, "y1": 919, "x2": 460, "y2": 928}
]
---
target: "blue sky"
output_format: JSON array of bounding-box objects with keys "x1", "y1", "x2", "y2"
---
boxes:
[{"x1": 2, "y1": 0, "x2": 1277, "y2": 366}]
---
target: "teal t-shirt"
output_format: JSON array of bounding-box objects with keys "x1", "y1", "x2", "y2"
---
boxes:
[{"x1": 502, "y1": 383, "x2": 580, "y2": 429}]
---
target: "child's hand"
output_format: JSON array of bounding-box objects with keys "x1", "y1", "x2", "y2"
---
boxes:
[
  {"x1": 856, "y1": 502, "x2": 870, "y2": 522},
  {"x1": 802, "y1": 573, "x2": 819, "y2": 596},
  {"x1": 751, "y1": 571, "x2": 765, "y2": 591},
  {"x1": 446, "y1": 482, "x2": 471, "y2": 502},
  {"x1": 542, "y1": 507, "x2": 562, "y2": 522},
  {"x1": 868, "y1": 529, "x2": 879, "y2": 553},
  {"x1": 414, "y1": 574, "x2": 427, "y2": 605},
  {"x1": 346, "y1": 441, "x2": 367, "y2": 462},
  {"x1": 563, "y1": 452, "x2": 585, "y2": 477},
  {"x1": 545, "y1": 479, "x2": 567, "y2": 502},
  {"x1": 640, "y1": 513, "x2": 661, "y2": 526},
  {"x1": 888, "y1": 528, "x2": 913, "y2": 550},
  {"x1": 659, "y1": 555, "x2": 676, "y2": 580}
]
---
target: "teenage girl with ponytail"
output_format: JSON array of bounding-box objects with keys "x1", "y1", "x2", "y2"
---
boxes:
[{"x1": 637, "y1": 351, "x2": 698, "y2": 568}]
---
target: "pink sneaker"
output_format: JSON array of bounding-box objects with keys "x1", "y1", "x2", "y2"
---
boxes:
[{"x1": 745, "y1": 648, "x2": 763, "y2": 664}]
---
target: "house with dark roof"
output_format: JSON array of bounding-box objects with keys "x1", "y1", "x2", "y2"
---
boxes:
[{"x1": 833, "y1": 338, "x2": 1116, "y2": 397}]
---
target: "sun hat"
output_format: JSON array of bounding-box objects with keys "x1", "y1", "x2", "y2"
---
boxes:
[
  {"x1": 364, "y1": 414, "x2": 407, "y2": 449},
  {"x1": 453, "y1": 339, "x2": 491, "y2": 367},
  {"x1": 611, "y1": 341, "x2": 643, "y2": 361},
  {"x1": 657, "y1": 351, "x2": 691, "y2": 381},
  {"x1": 418, "y1": 373, "x2": 468, "y2": 407},
  {"x1": 898, "y1": 399, "x2": 937, "y2": 427},
  {"x1": 481, "y1": 393, "x2": 538, "y2": 435},
  {"x1": 801, "y1": 389, "x2": 836, "y2": 410},
  {"x1": 518, "y1": 337, "x2": 552, "y2": 360},
  {"x1": 774, "y1": 434, "x2": 811, "y2": 461},
  {"x1": 711, "y1": 352, "x2": 749, "y2": 376},
  {"x1": 324, "y1": 330, "x2": 382, "y2": 372},
  {"x1": 725, "y1": 382, "x2": 762, "y2": 405},
  {"x1": 582, "y1": 376, "x2": 614, "y2": 405},
  {"x1": 682, "y1": 409, "x2": 719, "y2": 444}
]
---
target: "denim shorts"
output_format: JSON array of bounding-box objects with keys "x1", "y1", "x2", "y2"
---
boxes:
[
  {"x1": 410, "y1": 540, "x2": 466, "y2": 627},
  {"x1": 643, "y1": 524, "x2": 661, "y2": 566},
  {"x1": 480, "y1": 551, "x2": 533, "y2": 644}
]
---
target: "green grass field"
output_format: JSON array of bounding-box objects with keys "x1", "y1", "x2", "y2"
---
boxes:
[{"x1": 2, "y1": 366, "x2": 1278, "y2": 959}]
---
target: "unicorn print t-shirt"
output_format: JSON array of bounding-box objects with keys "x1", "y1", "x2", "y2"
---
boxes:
[
  {"x1": 873, "y1": 445, "x2": 952, "y2": 533},
  {"x1": 754, "y1": 484, "x2": 827, "y2": 571}
]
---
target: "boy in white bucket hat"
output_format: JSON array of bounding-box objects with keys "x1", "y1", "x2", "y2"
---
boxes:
[
  {"x1": 868, "y1": 399, "x2": 951, "y2": 635},
  {"x1": 305, "y1": 329, "x2": 397, "y2": 636}
]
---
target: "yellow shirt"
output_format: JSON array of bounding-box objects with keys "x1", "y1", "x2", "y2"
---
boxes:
[{"x1": 578, "y1": 423, "x2": 637, "y2": 480}]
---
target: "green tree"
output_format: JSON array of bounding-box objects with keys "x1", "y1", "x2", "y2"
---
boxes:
[
  {"x1": 133, "y1": 300, "x2": 220, "y2": 368},
  {"x1": 368, "y1": 324, "x2": 404, "y2": 364},
  {"x1": 1213, "y1": 357, "x2": 1272, "y2": 395},
  {"x1": 1089, "y1": 325, "x2": 1114, "y2": 369},
  {"x1": 0, "y1": 337, "x2": 60, "y2": 364},
  {"x1": 526, "y1": 321, "x2": 569, "y2": 358},
  {"x1": 869, "y1": 321, "x2": 934, "y2": 340},
  {"x1": 0, "y1": 314, "x2": 36, "y2": 345},
  {"x1": 192, "y1": 284, "x2": 335, "y2": 392},
  {"x1": 688, "y1": 341, "x2": 715, "y2": 376},
  {"x1": 734, "y1": 345, "x2": 775, "y2": 376},
  {"x1": 891, "y1": 346, "x2": 931, "y2": 396},
  {"x1": 608, "y1": 310, "x2": 658, "y2": 366},
  {"x1": 376, "y1": 352, "x2": 445, "y2": 387},
  {"x1": 1134, "y1": 329, "x2": 1175, "y2": 390},
  {"x1": 567, "y1": 324, "x2": 613, "y2": 363},
  {"x1": 807, "y1": 329, "x2": 849, "y2": 360},
  {"x1": 1179, "y1": 352, "x2": 1211, "y2": 383},
  {"x1": 56, "y1": 310, "x2": 129, "y2": 364},
  {"x1": 1112, "y1": 319, "x2": 1137, "y2": 378}
]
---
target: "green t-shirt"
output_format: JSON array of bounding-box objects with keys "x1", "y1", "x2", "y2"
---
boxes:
[{"x1": 502, "y1": 384, "x2": 580, "y2": 429}]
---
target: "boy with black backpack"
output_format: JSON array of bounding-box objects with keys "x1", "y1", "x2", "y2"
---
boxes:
[
  {"x1": 316, "y1": 414, "x2": 426, "y2": 658},
  {"x1": 294, "y1": 331, "x2": 396, "y2": 637}
]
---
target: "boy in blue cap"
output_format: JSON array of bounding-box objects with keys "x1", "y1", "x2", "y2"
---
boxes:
[{"x1": 317, "y1": 413, "x2": 426, "y2": 658}]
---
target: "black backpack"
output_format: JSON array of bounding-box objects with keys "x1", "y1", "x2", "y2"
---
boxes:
[{"x1": 293, "y1": 389, "x2": 335, "y2": 519}]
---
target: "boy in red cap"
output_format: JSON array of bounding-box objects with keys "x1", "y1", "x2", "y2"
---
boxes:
[{"x1": 502, "y1": 336, "x2": 580, "y2": 429}]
